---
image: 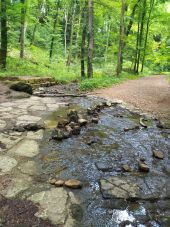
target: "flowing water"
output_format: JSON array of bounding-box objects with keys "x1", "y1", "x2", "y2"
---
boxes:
[{"x1": 38, "y1": 97, "x2": 170, "y2": 227}]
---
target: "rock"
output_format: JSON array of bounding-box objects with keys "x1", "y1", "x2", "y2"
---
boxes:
[
  {"x1": 29, "y1": 188, "x2": 68, "y2": 225},
  {"x1": 91, "y1": 118, "x2": 99, "y2": 124},
  {"x1": 87, "y1": 137, "x2": 99, "y2": 146},
  {"x1": 87, "y1": 108, "x2": 94, "y2": 115},
  {"x1": 8, "y1": 139, "x2": 39, "y2": 157},
  {"x1": 153, "y1": 150, "x2": 164, "y2": 159},
  {"x1": 122, "y1": 164, "x2": 131, "y2": 172},
  {"x1": 72, "y1": 125, "x2": 81, "y2": 135},
  {"x1": 78, "y1": 118, "x2": 88, "y2": 126},
  {"x1": 64, "y1": 179, "x2": 82, "y2": 189},
  {"x1": 49, "y1": 179, "x2": 57, "y2": 185},
  {"x1": 95, "y1": 162, "x2": 113, "y2": 172},
  {"x1": 65, "y1": 125, "x2": 73, "y2": 134},
  {"x1": 52, "y1": 129, "x2": 70, "y2": 141},
  {"x1": 67, "y1": 110, "x2": 79, "y2": 123},
  {"x1": 57, "y1": 119, "x2": 69, "y2": 129},
  {"x1": 0, "y1": 156, "x2": 18, "y2": 175},
  {"x1": 10, "y1": 82, "x2": 33, "y2": 95},
  {"x1": 18, "y1": 161, "x2": 37, "y2": 176},
  {"x1": 139, "y1": 162, "x2": 150, "y2": 172},
  {"x1": 100, "y1": 177, "x2": 139, "y2": 199},
  {"x1": 140, "y1": 157, "x2": 146, "y2": 162},
  {"x1": 54, "y1": 180, "x2": 65, "y2": 187}
]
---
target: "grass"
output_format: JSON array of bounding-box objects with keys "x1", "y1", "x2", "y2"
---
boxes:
[{"x1": 1, "y1": 46, "x2": 167, "y2": 90}]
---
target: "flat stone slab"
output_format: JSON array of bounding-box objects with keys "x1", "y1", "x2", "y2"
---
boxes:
[
  {"x1": 0, "y1": 155, "x2": 18, "y2": 175},
  {"x1": 0, "y1": 133, "x2": 22, "y2": 151},
  {"x1": 18, "y1": 161, "x2": 38, "y2": 176},
  {"x1": 16, "y1": 115, "x2": 41, "y2": 126},
  {"x1": 0, "y1": 173, "x2": 32, "y2": 198},
  {"x1": 100, "y1": 175, "x2": 170, "y2": 200},
  {"x1": 0, "y1": 120, "x2": 6, "y2": 129},
  {"x1": 8, "y1": 139, "x2": 39, "y2": 157},
  {"x1": 29, "y1": 188, "x2": 68, "y2": 225},
  {"x1": 26, "y1": 130, "x2": 44, "y2": 140}
]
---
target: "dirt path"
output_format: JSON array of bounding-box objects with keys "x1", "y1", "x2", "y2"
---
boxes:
[{"x1": 92, "y1": 75, "x2": 170, "y2": 119}]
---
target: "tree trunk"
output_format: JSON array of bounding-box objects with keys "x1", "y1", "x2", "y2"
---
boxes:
[
  {"x1": 0, "y1": 0, "x2": 7, "y2": 69},
  {"x1": 87, "y1": 0, "x2": 94, "y2": 78},
  {"x1": 141, "y1": 0, "x2": 155, "y2": 72},
  {"x1": 116, "y1": 0, "x2": 126, "y2": 76},
  {"x1": 20, "y1": 0, "x2": 28, "y2": 59},
  {"x1": 136, "y1": 0, "x2": 147, "y2": 73},
  {"x1": 64, "y1": 10, "x2": 68, "y2": 57},
  {"x1": 67, "y1": 3, "x2": 76, "y2": 66},
  {"x1": 80, "y1": 2, "x2": 87, "y2": 78},
  {"x1": 49, "y1": 0, "x2": 60, "y2": 61}
]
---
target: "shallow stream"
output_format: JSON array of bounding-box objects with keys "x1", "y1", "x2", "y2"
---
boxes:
[{"x1": 38, "y1": 97, "x2": 170, "y2": 227}]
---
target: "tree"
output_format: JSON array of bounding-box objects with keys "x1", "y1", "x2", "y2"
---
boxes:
[
  {"x1": 87, "y1": 0, "x2": 94, "y2": 78},
  {"x1": 0, "y1": 0, "x2": 8, "y2": 69}
]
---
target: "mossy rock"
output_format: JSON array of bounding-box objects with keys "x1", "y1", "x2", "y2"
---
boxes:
[{"x1": 10, "y1": 82, "x2": 33, "y2": 95}]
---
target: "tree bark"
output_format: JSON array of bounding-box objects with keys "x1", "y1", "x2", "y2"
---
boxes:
[
  {"x1": 20, "y1": 0, "x2": 28, "y2": 59},
  {"x1": 116, "y1": 0, "x2": 126, "y2": 76},
  {"x1": 87, "y1": 0, "x2": 94, "y2": 78},
  {"x1": 0, "y1": 0, "x2": 7, "y2": 69},
  {"x1": 141, "y1": 0, "x2": 155, "y2": 72},
  {"x1": 49, "y1": 0, "x2": 60, "y2": 61},
  {"x1": 80, "y1": 2, "x2": 87, "y2": 78}
]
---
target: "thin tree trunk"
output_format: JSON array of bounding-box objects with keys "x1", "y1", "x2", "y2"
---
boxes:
[
  {"x1": 81, "y1": 2, "x2": 87, "y2": 78},
  {"x1": 67, "y1": 3, "x2": 76, "y2": 66},
  {"x1": 105, "y1": 20, "x2": 111, "y2": 62},
  {"x1": 75, "y1": 13, "x2": 81, "y2": 60},
  {"x1": 136, "y1": 0, "x2": 147, "y2": 73},
  {"x1": 0, "y1": 0, "x2": 7, "y2": 69},
  {"x1": 141, "y1": 0, "x2": 154, "y2": 72},
  {"x1": 116, "y1": 0, "x2": 126, "y2": 76},
  {"x1": 30, "y1": 24, "x2": 37, "y2": 45},
  {"x1": 49, "y1": 0, "x2": 60, "y2": 61},
  {"x1": 87, "y1": 0, "x2": 94, "y2": 78},
  {"x1": 64, "y1": 10, "x2": 68, "y2": 57},
  {"x1": 134, "y1": 20, "x2": 140, "y2": 73},
  {"x1": 20, "y1": 0, "x2": 28, "y2": 59}
]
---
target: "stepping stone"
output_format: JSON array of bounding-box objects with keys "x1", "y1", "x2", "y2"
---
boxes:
[
  {"x1": 8, "y1": 139, "x2": 39, "y2": 157},
  {"x1": 122, "y1": 164, "x2": 131, "y2": 172},
  {"x1": 64, "y1": 179, "x2": 82, "y2": 189},
  {"x1": 0, "y1": 156, "x2": 18, "y2": 175}
]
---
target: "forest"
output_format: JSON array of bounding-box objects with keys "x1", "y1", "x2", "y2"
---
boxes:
[{"x1": 0, "y1": 0, "x2": 170, "y2": 90}]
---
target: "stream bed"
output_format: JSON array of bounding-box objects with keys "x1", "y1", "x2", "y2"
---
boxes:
[{"x1": 38, "y1": 97, "x2": 170, "y2": 227}]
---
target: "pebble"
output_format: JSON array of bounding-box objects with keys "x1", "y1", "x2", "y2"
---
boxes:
[
  {"x1": 122, "y1": 164, "x2": 131, "y2": 172},
  {"x1": 64, "y1": 179, "x2": 82, "y2": 189},
  {"x1": 139, "y1": 162, "x2": 150, "y2": 172},
  {"x1": 54, "y1": 180, "x2": 65, "y2": 187},
  {"x1": 153, "y1": 150, "x2": 164, "y2": 159}
]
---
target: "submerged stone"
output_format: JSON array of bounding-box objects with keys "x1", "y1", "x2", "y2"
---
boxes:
[
  {"x1": 153, "y1": 150, "x2": 164, "y2": 159},
  {"x1": 139, "y1": 162, "x2": 150, "y2": 172},
  {"x1": 96, "y1": 162, "x2": 113, "y2": 172}
]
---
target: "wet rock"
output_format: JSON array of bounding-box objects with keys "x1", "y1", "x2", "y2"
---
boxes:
[
  {"x1": 67, "y1": 110, "x2": 79, "y2": 123},
  {"x1": 54, "y1": 180, "x2": 65, "y2": 187},
  {"x1": 87, "y1": 108, "x2": 96, "y2": 115},
  {"x1": 95, "y1": 162, "x2": 113, "y2": 172},
  {"x1": 10, "y1": 82, "x2": 33, "y2": 95},
  {"x1": 91, "y1": 117, "x2": 99, "y2": 124},
  {"x1": 26, "y1": 130, "x2": 44, "y2": 140},
  {"x1": 140, "y1": 157, "x2": 146, "y2": 162},
  {"x1": 52, "y1": 129, "x2": 70, "y2": 141},
  {"x1": 72, "y1": 125, "x2": 81, "y2": 135},
  {"x1": 153, "y1": 150, "x2": 164, "y2": 159},
  {"x1": 65, "y1": 125, "x2": 73, "y2": 134},
  {"x1": 13, "y1": 123, "x2": 45, "y2": 132},
  {"x1": 78, "y1": 118, "x2": 88, "y2": 126},
  {"x1": 122, "y1": 164, "x2": 131, "y2": 172},
  {"x1": 100, "y1": 177, "x2": 139, "y2": 199},
  {"x1": 57, "y1": 119, "x2": 69, "y2": 129},
  {"x1": 139, "y1": 162, "x2": 150, "y2": 172},
  {"x1": 64, "y1": 179, "x2": 82, "y2": 189},
  {"x1": 124, "y1": 126, "x2": 140, "y2": 132},
  {"x1": 87, "y1": 137, "x2": 100, "y2": 146}
]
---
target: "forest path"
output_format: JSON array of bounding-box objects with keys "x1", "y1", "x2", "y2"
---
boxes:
[{"x1": 92, "y1": 75, "x2": 170, "y2": 119}]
